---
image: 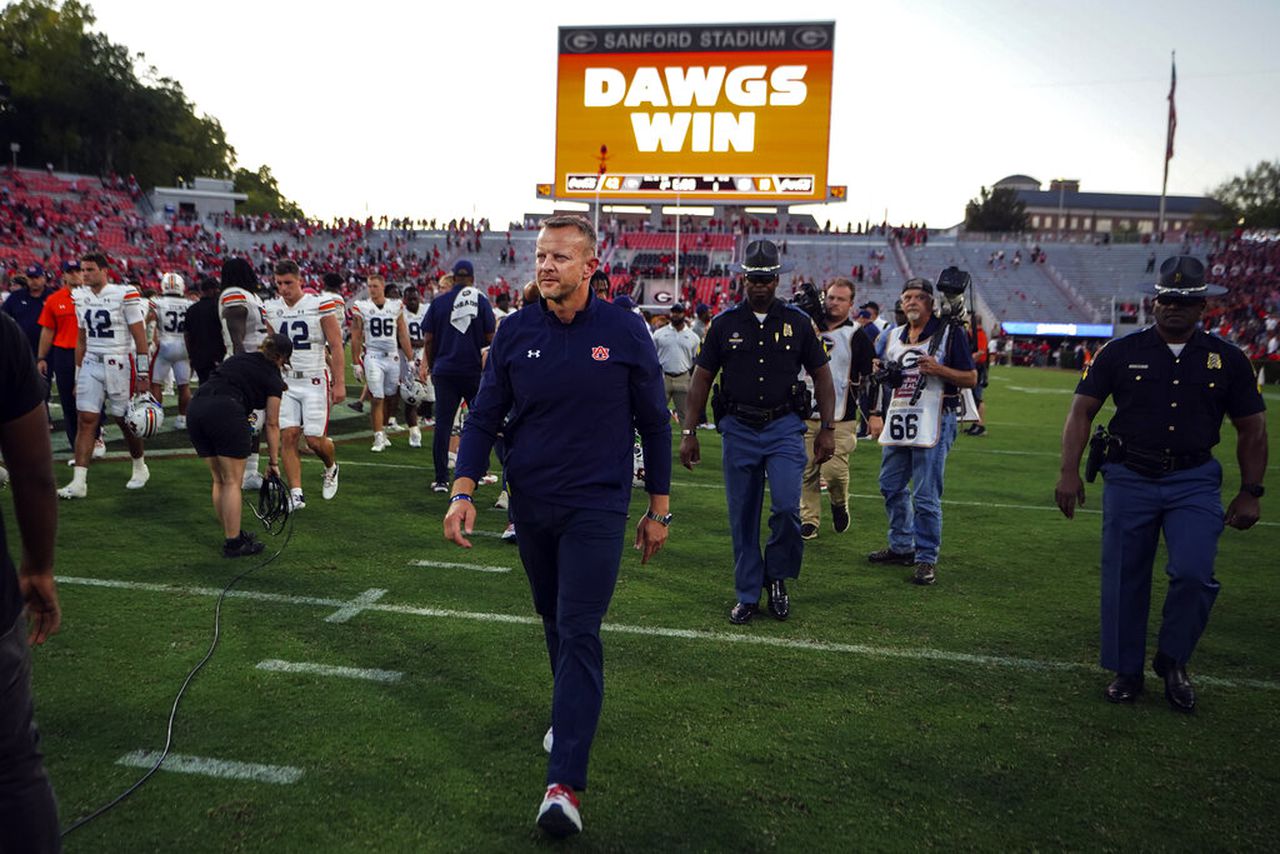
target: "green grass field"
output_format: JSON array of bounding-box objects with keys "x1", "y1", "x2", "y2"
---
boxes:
[{"x1": 29, "y1": 365, "x2": 1280, "y2": 851}]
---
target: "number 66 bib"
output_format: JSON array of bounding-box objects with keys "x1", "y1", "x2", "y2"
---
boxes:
[{"x1": 879, "y1": 334, "x2": 947, "y2": 449}]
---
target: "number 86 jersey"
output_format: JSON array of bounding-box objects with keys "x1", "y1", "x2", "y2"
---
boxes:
[
  {"x1": 264, "y1": 293, "x2": 342, "y2": 374},
  {"x1": 73, "y1": 283, "x2": 146, "y2": 355}
]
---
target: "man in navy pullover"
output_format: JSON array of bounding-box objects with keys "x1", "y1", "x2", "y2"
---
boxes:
[{"x1": 445, "y1": 215, "x2": 671, "y2": 839}]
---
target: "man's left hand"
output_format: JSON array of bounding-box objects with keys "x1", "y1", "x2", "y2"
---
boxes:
[
  {"x1": 813, "y1": 429, "x2": 835, "y2": 464},
  {"x1": 330, "y1": 377, "x2": 345, "y2": 404},
  {"x1": 635, "y1": 517, "x2": 668, "y2": 564},
  {"x1": 1225, "y1": 492, "x2": 1261, "y2": 530}
]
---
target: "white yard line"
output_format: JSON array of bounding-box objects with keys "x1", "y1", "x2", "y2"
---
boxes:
[
  {"x1": 61, "y1": 576, "x2": 1279, "y2": 692},
  {"x1": 408, "y1": 559, "x2": 512, "y2": 573},
  {"x1": 323, "y1": 588, "x2": 388, "y2": 623},
  {"x1": 255, "y1": 659, "x2": 402, "y2": 683},
  {"x1": 116, "y1": 750, "x2": 302, "y2": 784}
]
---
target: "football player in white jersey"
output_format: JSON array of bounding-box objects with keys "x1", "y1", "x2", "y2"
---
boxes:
[
  {"x1": 218, "y1": 257, "x2": 272, "y2": 488},
  {"x1": 148, "y1": 272, "x2": 193, "y2": 429},
  {"x1": 58, "y1": 252, "x2": 150, "y2": 498},
  {"x1": 264, "y1": 260, "x2": 345, "y2": 509},
  {"x1": 400, "y1": 285, "x2": 432, "y2": 447},
  {"x1": 351, "y1": 274, "x2": 413, "y2": 452}
]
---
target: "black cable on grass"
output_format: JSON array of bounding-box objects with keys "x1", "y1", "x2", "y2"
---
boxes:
[{"x1": 61, "y1": 478, "x2": 293, "y2": 839}]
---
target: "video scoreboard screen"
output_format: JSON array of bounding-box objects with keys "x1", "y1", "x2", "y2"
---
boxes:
[{"x1": 554, "y1": 22, "x2": 835, "y2": 203}]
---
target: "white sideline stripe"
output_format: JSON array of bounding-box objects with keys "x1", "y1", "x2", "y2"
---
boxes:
[
  {"x1": 60, "y1": 576, "x2": 1280, "y2": 692},
  {"x1": 409, "y1": 559, "x2": 512, "y2": 573},
  {"x1": 256, "y1": 659, "x2": 402, "y2": 683},
  {"x1": 1005, "y1": 385, "x2": 1075, "y2": 395},
  {"x1": 116, "y1": 750, "x2": 302, "y2": 784}
]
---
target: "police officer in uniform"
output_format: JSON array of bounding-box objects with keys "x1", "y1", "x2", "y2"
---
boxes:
[
  {"x1": 1056, "y1": 256, "x2": 1267, "y2": 711},
  {"x1": 681, "y1": 240, "x2": 836, "y2": 623}
]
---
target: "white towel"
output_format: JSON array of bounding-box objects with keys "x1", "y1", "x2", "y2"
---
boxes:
[{"x1": 450, "y1": 287, "x2": 480, "y2": 334}]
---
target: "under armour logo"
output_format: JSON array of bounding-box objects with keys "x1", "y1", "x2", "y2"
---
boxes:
[{"x1": 527, "y1": 349, "x2": 541, "y2": 358}]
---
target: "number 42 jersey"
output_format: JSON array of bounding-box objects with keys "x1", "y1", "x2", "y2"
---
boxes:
[{"x1": 264, "y1": 293, "x2": 342, "y2": 374}]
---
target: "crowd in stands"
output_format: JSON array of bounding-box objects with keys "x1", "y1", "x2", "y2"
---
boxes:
[{"x1": 1204, "y1": 233, "x2": 1280, "y2": 360}]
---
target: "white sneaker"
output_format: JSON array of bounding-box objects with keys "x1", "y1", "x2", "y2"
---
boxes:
[
  {"x1": 243, "y1": 470, "x2": 264, "y2": 491},
  {"x1": 371, "y1": 432, "x2": 390, "y2": 452},
  {"x1": 386, "y1": 418, "x2": 405, "y2": 433},
  {"x1": 502, "y1": 522, "x2": 517, "y2": 543},
  {"x1": 447, "y1": 451, "x2": 457, "y2": 468},
  {"x1": 291, "y1": 492, "x2": 307, "y2": 511},
  {"x1": 536, "y1": 784, "x2": 581, "y2": 838},
  {"x1": 126, "y1": 463, "x2": 150, "y2": 490},
  {"x1": 494, "y1": 490, "x2": 509, "y2": 510},
  {"x1": 66, "y1": 458, "x2": 76, "y2": 467},
  {"x1": 174, "y1": 415, "x2": 187, "y2": 429},
  {"x1": 479, "y1": 474, "x2": 499, "y2": 485},
  {"x1": 322, "y1": 464, "x2": 339, "y2": 500},
  {"x1": 431, "y1": 482, "x2": 449, "y2": 494},
  {"x1": 698, "y1": 422, "x2": 715, "y2": 430},
  {"x1": 58, "y1": 481, "x2": 87, "y2": 499},
  {"x1": 543, "y1": 726, "x2": 553, "y2": 753},
  {"x1": 421, "y1": 418, "x2": 435, "y2": 427},
  {"x1": 408, "y1": 426, "x2": 422, "y2": 448},
  {"x1": 93, "y1": 437, "x2": 107, "y2": 459},
  {"x1": 0, "y1": 466, "x2": 8, "y2": 488}
]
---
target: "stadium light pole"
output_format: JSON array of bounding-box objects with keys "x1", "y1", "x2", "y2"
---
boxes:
[{"x1": 674, "y1": 189, "x2": 681, "y2": 303}]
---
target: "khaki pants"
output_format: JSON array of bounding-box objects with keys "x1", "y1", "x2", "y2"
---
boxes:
[
  {"x1": 800, "y1": 419, "x2": 858, "y2": 528},
  {"x1": 664, "y1": 371, "x2": 692, "y2": 417}
]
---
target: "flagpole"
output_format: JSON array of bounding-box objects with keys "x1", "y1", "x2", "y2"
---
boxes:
[{"x1": 1157, "y1": 51, "x2": 1176, "y2": 240}]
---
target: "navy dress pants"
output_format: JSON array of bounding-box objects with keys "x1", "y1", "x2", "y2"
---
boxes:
[{"x1": 431, "y1": 372, "x2": 480, "y2": 486}]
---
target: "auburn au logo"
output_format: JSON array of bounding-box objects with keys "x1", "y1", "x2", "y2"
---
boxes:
[{"x1": 591, "y1": 346, "x2": 610, "y2": 361}]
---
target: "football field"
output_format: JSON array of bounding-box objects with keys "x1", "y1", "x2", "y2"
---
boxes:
[{"x1": 34, "y1": 365, "x2": 1280, "y2": 851}]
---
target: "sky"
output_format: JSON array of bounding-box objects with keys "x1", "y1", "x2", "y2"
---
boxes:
[{"x1": 85, "y1": 0, "x2": 1280, "y2": 228}]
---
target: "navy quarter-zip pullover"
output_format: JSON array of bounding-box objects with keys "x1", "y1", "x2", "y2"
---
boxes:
[{"x1": 455, "y1": 292, "x2": 671, "y2": 513}]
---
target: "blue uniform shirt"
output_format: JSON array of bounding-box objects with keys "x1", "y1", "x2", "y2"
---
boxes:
[
  {"x1": 1076, "y1": 326, "x2": 1264, "y2": 454},
  {"x1": 424, "y1": 285, "x2": 495, "y2": 376},
  {"x1": 455, "y1": 290, "x2": 672, "y2": 514},
  {"x1": 696, "y1": 300, "x2": 829, "y2": 409},
  {"x1": 1, "y1": 287, "x2": 54, "y2": 351}
]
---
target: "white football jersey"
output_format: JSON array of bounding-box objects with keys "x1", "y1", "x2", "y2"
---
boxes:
[
  {"x1": 74, "y1": 284, "x2": 145, "y2": 355},
  {"x1": 264, "y1": 293, "x2": 341, "y2": 374},
  {"x1": 220, "y1": 286, "x2": 270, "y2": 354},
  {"x1": 354, "y1": 298, "x2": 403, "y2": 354},
  {"x1": 151, "y1": 294, "x2": 191, "y2": 345}
]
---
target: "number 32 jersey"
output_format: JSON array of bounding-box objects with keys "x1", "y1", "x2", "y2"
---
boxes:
[
  {"x1": 264, "y1": 293, "x2": 342, "y2": 374},
  {"x1": 73, "y1": 284, "x2": 146, "y2": 355}
]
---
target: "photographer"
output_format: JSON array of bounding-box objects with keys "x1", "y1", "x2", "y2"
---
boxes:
[
  {"x1": 794, "y1": 279, "x2": 876, "y2": 539},
  {"x1": 681, "y1": 240, "x2": 835, "y2": 624},
  {"x1": 867, "y1": 277, "x2": 976, "y2": 585}
]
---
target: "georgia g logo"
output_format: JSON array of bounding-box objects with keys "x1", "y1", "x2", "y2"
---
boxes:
[{"x1": 591, "y1": 346, "x2": 610, "y2": 361}]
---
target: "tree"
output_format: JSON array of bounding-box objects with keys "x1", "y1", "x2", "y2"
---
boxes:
[
  {"x1": 1211, "y1": 161, "x2": 1280, "y2": 229},
  {"x1": 234, "y1": 165, "x2": 304, "y2": 219},
  {"x1": 964, "y1": 186, "x2": 1028, "y2": 233},
  {"x1": 0, "y1": 0, "x2": 235, "y2": 187}
]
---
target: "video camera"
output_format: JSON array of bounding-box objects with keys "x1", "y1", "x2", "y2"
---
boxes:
[
  {"x1": 935, "y1": 266, "x2": 970, "y2": 323},
  {"x1": 790, "y1": 281, "x2": 824, "y2": 326}
]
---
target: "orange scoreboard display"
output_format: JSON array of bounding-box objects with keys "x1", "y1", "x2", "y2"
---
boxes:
[{"x1": 554, "y1": 22, "x2": 835, "y2": 203}]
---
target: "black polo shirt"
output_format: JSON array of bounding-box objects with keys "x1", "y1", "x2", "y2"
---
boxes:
[
  {"x1": 1, "y1": 313, "x2": 46, "y2": 628},
  {"x1": 1076, "y1": 326, "x2": 1264, "y2": 454},
  {"x1": 184, "y1": 294, "x2": 226, "y2": 371},
  {"x1": 696, "y1": 300, "x2": 828, "y2": 410},
  {"x1": 193, "y1": 352, "x2": 287, "y2": 415}
]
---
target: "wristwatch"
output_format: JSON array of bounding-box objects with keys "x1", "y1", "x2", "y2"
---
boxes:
[
  {"x1": 680, "y1": 429, "x2": 697, "y2": 437},
  {"x1": 820, "y1": 422, "x2": 836, "y2": 430},
  {"x1": 1241, "y1": 483, "x2": 1265, "y2": 498},
  {"x1": 644, "y1": 510, "x2": 674, "y2": 527}
]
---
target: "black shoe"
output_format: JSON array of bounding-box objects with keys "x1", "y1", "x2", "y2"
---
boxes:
[
  {"x1": 1104, "y1": 672, "x2": 1144, "y2": 704},
  {"x1": 1152, "y1": 652, "x2": 1196, "y2": 712},
  {"x1": 765, "y1": 579, "x2": 790, "y2": 620},
  {"x1": 868, "y1": 547, "x2": 915, "y2": 566},
  {"x1": 800, "y1": 523, "x2": 818, "y2": 540},
  {"x1": 831, "y1": 502, "x2": 850, "y2": 534},
  {"x1": 911, "y1": 562, "x2": 936, "y2": 585},
  {"x1": 347, "y1": 401, "x2": 364, "y2": 413},
  {"x1": 222, "y1": 532, "x2": 265, "y2": 558},
  {"x1": 729, "y1": 602, "x2": 758, "y2": 625},
  {"x1": 967, "y1": 424, "x2": 987, "y2": 437}
]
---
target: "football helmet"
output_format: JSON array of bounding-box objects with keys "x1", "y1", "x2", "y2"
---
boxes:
[
  {"x1": 399, "y1": 378, "x2": 430, "y2": 407},
  {"x1": 124, "y1": 393, "x2": 165, "y2": 438},
  {"x1": 160, "y1": 272, "x2": 186, "y2": 296}
]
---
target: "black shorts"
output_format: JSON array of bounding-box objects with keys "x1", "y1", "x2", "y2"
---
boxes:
[{"x1": 187, "y1": 395, "x2": 252, "y2": 458}]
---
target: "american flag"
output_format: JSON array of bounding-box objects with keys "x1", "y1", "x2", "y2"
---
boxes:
[{"x1": 1165, "y1": 56, "x2": 1177, "y2": 162}]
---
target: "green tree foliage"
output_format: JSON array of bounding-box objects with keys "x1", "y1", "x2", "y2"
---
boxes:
[
  {"x1": 0, "y1": 0, "x2": 235, "y2": 188},
  {"x1": 964, "y1": 186, "x2": 1029, "y2": 233},
  {"x1": 1212, "y1": 161, "x2": 1280, "y2": 229},
  {"x1": 235, "y1": 164, "x2": 304, "y2": 219}
]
